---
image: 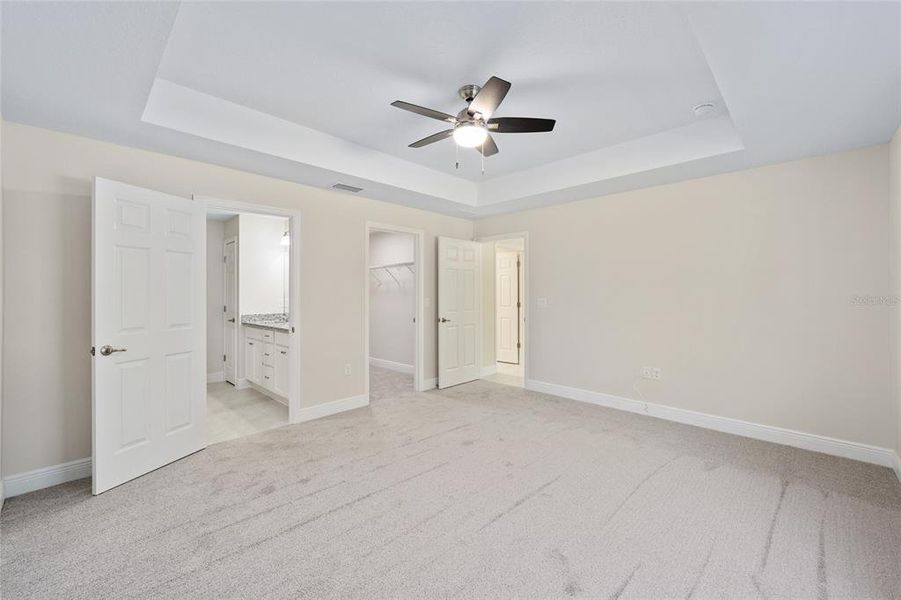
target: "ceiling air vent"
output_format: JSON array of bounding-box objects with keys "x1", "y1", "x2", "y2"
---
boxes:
[{"x1": 332, "y1": 183, "x2": 363, "y2": 193}]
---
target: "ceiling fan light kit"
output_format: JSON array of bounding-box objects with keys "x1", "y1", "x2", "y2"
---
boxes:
[
  {"x1": 453, "y1": 123, "x2": 488, "y2": 148},
  {"x1": 390, "y1": 75, "x2": 557, "y2": 163}
]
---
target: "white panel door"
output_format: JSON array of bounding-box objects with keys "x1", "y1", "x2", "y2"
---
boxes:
[
  {"x1": 92, "y1": 178, "x2": 206, "y2": 494},
  {"x1": 496, "y1": 251, "x2": 520, "y2": 364},
  {"x1": 223, "y1": 239, "x2": 237, "y2": 384},
  {"x1": 438, "y1": 237, "x2": 481, "y2": 389}
]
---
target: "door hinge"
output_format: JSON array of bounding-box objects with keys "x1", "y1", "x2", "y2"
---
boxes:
[
  {"x1": 517, "y1": 342, "x2": 521, "y2": 349},
  {"x1": 517, "y1": 301, "x2": 521, "y2": 308},
  {"x1": 90, "y1": 346, "x2": 95, "y2": 356},
  {"x1": 223, "y1": 256, "x2": 227, "y2": 263},
  {"x1": 517, "y1": 260, "x2": 521, "y2": 267},
  {"x1": 223, "y1": 354, "x2": 227, "y2": 362},
  {"x1": 223, "y1": 305, "x2": 227, "y2": 313}
]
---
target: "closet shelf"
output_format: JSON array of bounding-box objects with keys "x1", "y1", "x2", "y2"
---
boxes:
[{"x1": 369, "y1": 261, "x2": 415, "y2": 286}]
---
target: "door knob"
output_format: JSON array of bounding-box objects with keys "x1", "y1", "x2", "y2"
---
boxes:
[
  {"x1": 99, "y1": 345, "x2": 127, "y2": 357},
  {"x1": 228, "y1": 318, "x2": 236, "y2": 323},
  {"x1": 439, "y1": 317, "x2": 451, "y2": 323}
]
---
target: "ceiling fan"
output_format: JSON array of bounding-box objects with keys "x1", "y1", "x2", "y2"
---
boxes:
[{"x1": 390, "y1": 76, "x2": 556, "y2": 157}]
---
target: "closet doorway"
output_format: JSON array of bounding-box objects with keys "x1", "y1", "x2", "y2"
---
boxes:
[{"x1": 364, "y1": 223, "x2": 425, "y2": 399}]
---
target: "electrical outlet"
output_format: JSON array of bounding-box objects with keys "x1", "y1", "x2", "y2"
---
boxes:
[
  {"x1": 652, "y1": 367, "x2": 661, "y2": 380},
  {"x1": 344, "y1": 363, "x2": 352, "y2": 376},
  {"x1": 642, "y1": 366, "x2": 652, "y2": 379}
]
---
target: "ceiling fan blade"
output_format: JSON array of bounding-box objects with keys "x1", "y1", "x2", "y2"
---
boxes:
[
  {"x1": 475, "y1": 134, "x2": 499, "y2": 157},
  {"x1": 391, "y1": 101, "x2": 456, "y2": 123},
  {"x1": 468, "y1": 76, "x2": 511, "y2": 120},
  {"x1": 408, "y1": 129, "x2": 454, "y2": 148},
  {"x1": 487, "y1": 117, "x2": 556, "y2": 133}
]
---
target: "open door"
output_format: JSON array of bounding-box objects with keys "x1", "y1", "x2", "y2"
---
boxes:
[
  {"x1": 438, "y1": 236, "x2": 481, "y2": 388},
  {"x1": 496, "y1": 251, "x2": 520, "y2": 364},
  {"x1": 223, "y1": 238, "x2": 237, "y2": 384},
  {"x1": 92, "y1": 178, "x2": 206, "y2": 494}
]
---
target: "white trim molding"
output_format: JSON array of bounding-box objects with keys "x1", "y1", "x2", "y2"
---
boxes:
[
  {"x1": 2, "y1": 457, "x2": 92, "y2": 499},
  {"x1": 423, "y1": 377, "x2": 438, "y2": 390},
  {"x1": 369, "y1": 357, "x2": 414, "y2": 375},
  {"x1": 207, "y1": 371, "x2": 225, "y2": 383},
  {"x1": 526, "y1": 379, "x2": 897, "y2": 468},
  {"x1": 295, "y1": 394, "x2": 369, "y2": 424}
]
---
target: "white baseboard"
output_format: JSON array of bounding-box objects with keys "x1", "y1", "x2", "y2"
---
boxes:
[
  {"x1": 2, "y1": 457, "x2": 92, "y2": 499},
  {"x1": 207, "y1": 371, "x2": 225, "y2": 383},
  {"x1": 481, "y1": 366, "x2": 497, "y2": 377},
  {"x1": 235, "y1": 377, "x2": 250, "y2": 390},
  {"x1": 421, "y1": 377, "x2": 437, "y2": 390},
  {"x1": 526, "y1": 379, "x2": 897, "y2": 468},
  {"x1": 369, "y1": 357, "x2": 414, "y2": 375},
  {"x1": 294, "y1": 393, "x2": 369, "y2": 424},
  {"x1": 893, "y1": 452, "x2": 901, "y2": 484}
]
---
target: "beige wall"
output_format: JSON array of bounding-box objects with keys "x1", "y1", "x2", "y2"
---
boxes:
[
  {"x1": 1, "y1": 119, "x2": 896, "y2": 478},
  {"x1": 206, "y1": 219, "x2": 225, "y2": 377},
  {"x1": 890, "y1": 127, "x2": 901, "y2": 458},
  {"x1": 476, "y1": 145, "x2": 895, "y2": 449},
  {"x1": 1, "y1": 122, "x2": 472, "y2": 476}
]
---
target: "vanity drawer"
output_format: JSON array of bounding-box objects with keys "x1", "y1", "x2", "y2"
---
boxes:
[
  {"x1": 274, "y1": 331, "x2": 290, "y2": 346},
  {"x1": 260, "y1": 365, "x2": 275, "y2": 386},
  {"x1": 259, "y1": 342, "x2": 275, "y2": 367},
  {"x1": 245, "y1": 326, "x2": 264, "y2": 341},
  {"x1": 260, "y1": 329, "x2": 274, "y2": 342}
]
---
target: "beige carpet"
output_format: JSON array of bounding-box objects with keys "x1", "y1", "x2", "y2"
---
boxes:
[{"x1": 2, "y1": 367, "x2": 900, "y2": 599}]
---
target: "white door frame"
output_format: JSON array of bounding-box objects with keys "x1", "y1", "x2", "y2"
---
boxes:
[
  {"x1": 195, "y1": 195, "x2": 303, "y2": 423},
  {"x1": 476, "y1": 232, "x2": 530, "y2": 385},
  {"x1": 364, "y1": 222, "x2": 426, "y2": 393}
]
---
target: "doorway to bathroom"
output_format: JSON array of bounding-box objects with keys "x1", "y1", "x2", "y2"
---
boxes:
[{"x1": 205, "y1": 206, "x2": 298, "y2": 444}]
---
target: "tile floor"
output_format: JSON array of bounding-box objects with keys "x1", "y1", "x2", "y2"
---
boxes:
[
  {"x1": 483, "y1": 360, "x2": 524, "y2": 387},
  {"x1": 207, "y1": 382, "x2": 288, "y2": 445}
]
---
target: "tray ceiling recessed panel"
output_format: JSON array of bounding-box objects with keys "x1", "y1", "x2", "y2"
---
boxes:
[
  {"x1": 157, "y1": 2, "x2": 726, "y2": 180},
  {"x1": 3, "y1": 2, "x2": 898, "y2": 217}
]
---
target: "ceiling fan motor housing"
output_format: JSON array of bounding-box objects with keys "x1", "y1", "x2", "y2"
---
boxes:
[{"x1": 458, "y1": 84, "x2": 481, "y2": 103}]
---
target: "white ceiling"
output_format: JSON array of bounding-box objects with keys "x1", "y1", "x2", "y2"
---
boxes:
[
  {"x1": 3, "y1": 2, "x2": 899, "y2": 218},
  {"x1": 157, "y1": 2, "x2": 725, "y2": 180}
]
